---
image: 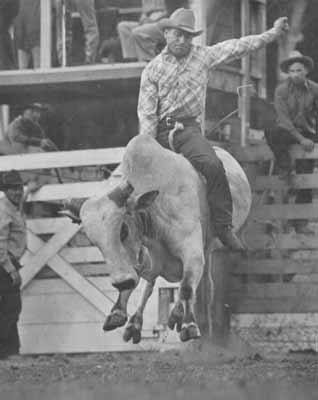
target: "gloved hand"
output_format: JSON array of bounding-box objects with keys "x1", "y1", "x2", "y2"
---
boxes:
[{"x1": 273, "y1": 17, "x2": 289, "y2": 35}]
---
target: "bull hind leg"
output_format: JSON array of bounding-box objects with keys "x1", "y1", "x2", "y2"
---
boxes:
[
  {"x1": 103, "y1": 289, "x2": 132, "y2": 331},
  {"x1": 169, "y1": 245, "x2": 205, "y2": 342}
]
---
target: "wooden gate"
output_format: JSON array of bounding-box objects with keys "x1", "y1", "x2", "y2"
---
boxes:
[
  {"x1": 0, "y1": 149, "x2": 179, "y2": 354},
  {"x1": 228, "y1": 143, "x2": 318, "y2": 352}
]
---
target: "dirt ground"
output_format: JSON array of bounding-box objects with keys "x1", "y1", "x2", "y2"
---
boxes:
[{"x1": 1, "y1": 340, "x2": 318, "y2": 400}]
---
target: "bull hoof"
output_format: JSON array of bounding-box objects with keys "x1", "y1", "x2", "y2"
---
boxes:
[
  {"x1": 123, "y1": 324, "x2": 142, "y2": 344},
  {"x1": 168, "y1": 303, "x2": 184, "y2": 332},
  {"x1": 103, "y1": 310, "x2": 127, "y2": 331},
  {"x1": 179, "y1": 323, "x2": 201, "y2": 342}
]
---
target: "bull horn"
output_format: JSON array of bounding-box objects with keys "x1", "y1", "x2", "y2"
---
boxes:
[
  {"x1": 59, "y1": 198, "x2": 87, "y2": 224},
  {"x1": 108, "y1": 180, "x2": 134, "y2": 207}
]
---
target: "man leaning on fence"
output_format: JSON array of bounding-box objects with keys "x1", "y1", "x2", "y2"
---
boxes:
[
  {"x1": 265, "y1": 51, "x2": 318, "y2": 234},
  {"x1": 0, "y1": 171, "x2": 26, "y2": 360}
]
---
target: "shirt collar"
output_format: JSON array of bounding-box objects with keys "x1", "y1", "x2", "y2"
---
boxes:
[{"x1": 288, "y1": 77, "x2": 310, "y2": 90}]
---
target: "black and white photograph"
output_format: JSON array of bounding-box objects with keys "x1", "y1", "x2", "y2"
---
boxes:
[{"x1": 0, "y1": 1, "x2": 318, "y2": 399}]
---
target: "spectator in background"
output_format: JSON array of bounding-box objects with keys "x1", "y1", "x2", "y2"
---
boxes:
[
  {"x1": 0, "y1": 170, "x2": 25, "y2": 359},
  {"x1": 117, "y1": 0, "x2": 187, "y2": 62},
  {"x1": 55, "y1": 0, "x2": 99, "y2": 65},
  {"x1": 265, "y1": 51, "x2": 318, "y2": 234},
  {"x1": 14, "y1": 0, "x2": 41, "y2": 69},
  {"x1": 0, "y1": 0, "x2": 20, "y2": 70},
  {"x1": 3, "y1": 103, "x2": 57, "y2": 154}
]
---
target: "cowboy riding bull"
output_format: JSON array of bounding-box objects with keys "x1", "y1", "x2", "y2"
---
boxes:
[
  {"x1": 65, "y1": 133, "x2": 251, "y2": 343},
  {"x1": 63, "y1": 10, "x2": 289, "y2": 343}
]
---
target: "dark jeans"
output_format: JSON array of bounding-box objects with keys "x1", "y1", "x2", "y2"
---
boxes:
[
  {"x1": 265, "y1": 127, "x2": 317, "y2": 204},
  {"x1": 0, "y1": 268, "x2": 21, "y2": 357},
  {"x1": 0, "y1": 0, "x2": 19, "y2": 70},
  {"x1": 157, "y1": 120, "x2": 233, "y2": 230}
]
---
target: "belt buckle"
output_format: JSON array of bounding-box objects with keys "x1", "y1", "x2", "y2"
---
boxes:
[{"x1": 166, "y1": 116, "x2": 175, "y2": 128}]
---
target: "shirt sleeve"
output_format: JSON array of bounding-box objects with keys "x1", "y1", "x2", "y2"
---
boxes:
[
  {"x1": 137, "y1": 66, "x2": 159, "y2": 137},
  {"x1": 204, "y1": 27, "x2": 280, "y2": 68},
  {"x1": 0, "y1": 211, "x2": 16, "y2": 274},
  {"x1": 274, "y1": 86, "x2": 299, "y2": 136},
  {"x1": 9, "y1": 119, "x2": 43, "y2": 146}
]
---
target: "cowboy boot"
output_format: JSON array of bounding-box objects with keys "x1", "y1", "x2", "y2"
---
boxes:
[{"x1": 216, "y1": 225, "x2": 247, "y2": 252}]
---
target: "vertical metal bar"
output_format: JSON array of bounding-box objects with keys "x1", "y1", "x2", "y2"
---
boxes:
[
  {"x1": 190, "y1": 0, "x2": 207, "y2": 135},
  {"x1": 258, "y1": 1, "x2": 267, "y2": 98},
  {"x1": 240, "y1": 0, "x2": 251, "y2": 147},
  {"x1": 0, "y1": 106, "x2": 9, "y2": 140},
  {"x1": 40, "y1": 0, "x2": 52, "y2": 68},
  {"x1": 62, "y1": 0, "x2": 67, "y2": 67}
]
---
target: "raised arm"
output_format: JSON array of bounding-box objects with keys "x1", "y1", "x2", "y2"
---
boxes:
[
  {"x1": 137, "y1": 66, "x2": 159, "y2": 137},
  {"x1": 205, "y1": 17, "x2": 289, "y2": 68}
]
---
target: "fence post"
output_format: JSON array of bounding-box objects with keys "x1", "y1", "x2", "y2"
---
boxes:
[
  {"x1": 196, "y1": 249, "x2": 231, "y2": 344},
  {"x1": 211, "y1": 250, "x2": 231, "y2": 345}
]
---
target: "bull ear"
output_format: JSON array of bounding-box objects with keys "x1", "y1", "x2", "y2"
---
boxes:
[{"x1": 135, "y1": 190, "x2": 159, "y2": 210}]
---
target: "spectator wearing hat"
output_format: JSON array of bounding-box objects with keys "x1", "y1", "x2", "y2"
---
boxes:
[
  {"x1": 3, "y1": 103, "x2": 57, "y2": 155},
  {"x1": 0, "y1": 170, "x2": 25, "y2": 359},
  {"x1": 0, "y1": 0, "x2": 20, "y2": 70},
  {"x1": 138, "y1": 8, "x2": 289, "y2": 251},
  {"x1": 265, "y1": 50, "x2": 318, "y2": 234}
]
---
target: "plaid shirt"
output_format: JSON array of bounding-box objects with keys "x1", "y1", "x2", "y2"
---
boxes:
[
  {"x1": 275, "y1": 78, "x2": 318, "y2": 136},
  {"x1": 138, "y1": 27, "x2": 280, "y2": 137}
]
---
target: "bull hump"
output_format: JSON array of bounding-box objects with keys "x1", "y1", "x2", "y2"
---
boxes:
[{"x1": 122, "y1": 134, "x2": 199, "y2": 193}]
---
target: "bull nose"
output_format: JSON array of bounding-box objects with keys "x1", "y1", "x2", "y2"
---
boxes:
[{"x1": 112, "y1": 279, "x2": 136, "y2": 291}]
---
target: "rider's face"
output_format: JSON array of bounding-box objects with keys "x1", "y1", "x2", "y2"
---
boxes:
[
  {"x1": 288, "y1": 62, "x2": 308, "y2": 85},
  {"x1": 164, "y1": 28, "x2": 193, "y2": 59}
]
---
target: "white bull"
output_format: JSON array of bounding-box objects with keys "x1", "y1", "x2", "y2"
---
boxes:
[{"x1": 69, "y1": 134, "x2": 251, "y2": 343}]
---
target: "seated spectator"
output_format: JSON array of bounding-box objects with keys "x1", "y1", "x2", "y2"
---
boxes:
[
  {"x1": 117, "y1": 0, "x2": 167, "y2": 62},
  {"x1": 3, "y1": 103, "x2": 57, "y2": 154},
  {"x1": 55, "y1": 0, "x2": 99, "y2": 65},
  {"x1": 0, "y1": 0, "x2": 20, "y2": 70},
  {"x1": 111, "y1": 0, "x2": 187, "y2": 63},
  {"x1": 14, "y1": 0, "x2": 41, "y2": 69}
]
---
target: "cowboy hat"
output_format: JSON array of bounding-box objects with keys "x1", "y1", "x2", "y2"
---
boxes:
[
  {"x1": 280, "y1": 50, "x2": 314, "y2": 73},
  {"x1": 158, "y1": 8, "x2": 203, "y2": 36},
  {"x1": 21, "y1": 103, "x2": 48, "y2": 112},
  {"x1": 0, "y1": 170, "x2": 24, "y2": 191}
]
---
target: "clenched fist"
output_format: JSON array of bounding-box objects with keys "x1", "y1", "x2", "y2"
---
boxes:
[{"x1": 273, "y1": 17, "x2": 289, "y2": 35}]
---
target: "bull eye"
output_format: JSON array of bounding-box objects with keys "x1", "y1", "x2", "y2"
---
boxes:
[{"x1": 120, "y1": 222, "x2": 129, "y2": 242}]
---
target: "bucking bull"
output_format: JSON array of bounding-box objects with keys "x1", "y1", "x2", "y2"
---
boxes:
[{"x1": 65, "y1": 134, "x2": 251, "y2": 343}]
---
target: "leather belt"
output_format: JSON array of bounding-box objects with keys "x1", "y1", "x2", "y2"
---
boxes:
[{"x1": 158, "y1": 116, "x2": 197, "y2": 129}]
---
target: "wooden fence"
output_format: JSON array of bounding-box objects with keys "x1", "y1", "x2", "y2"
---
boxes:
[
  {"x1": 226, "y1": 142, "x2": 318, "y2": 352},
  {"x1": 0, "y1": 149, "x2": 179, "y2": 354}
]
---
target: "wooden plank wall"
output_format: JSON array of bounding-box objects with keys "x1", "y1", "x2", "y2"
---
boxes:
[{"x1": 228, "y1": 142, "x2": 318, "y2": 352}]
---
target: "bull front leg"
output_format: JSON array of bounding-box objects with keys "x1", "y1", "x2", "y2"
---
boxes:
[
  {"x1": 123, "y1": 279, "x2": 156, "y2": 344},
  {"x1": 103, "y1": 289, "x2": 133, "y2": 331}
]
